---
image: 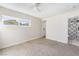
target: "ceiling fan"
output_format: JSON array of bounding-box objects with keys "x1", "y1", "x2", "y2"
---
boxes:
[{"x1": 32, "y1": 3, "x2": 41, "y2": 12}]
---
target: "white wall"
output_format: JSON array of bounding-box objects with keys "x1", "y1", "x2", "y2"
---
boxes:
[
  {"x1": 0, "y1": 6, "x2": 43, "y2": 49},
  {"x1": 45, "y1": 8, "x2": 79, "y2": 45}
]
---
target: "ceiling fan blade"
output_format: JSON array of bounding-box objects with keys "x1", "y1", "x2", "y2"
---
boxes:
[{"x1": 34, "y1": 6, "x2": 40, "y2": 12}]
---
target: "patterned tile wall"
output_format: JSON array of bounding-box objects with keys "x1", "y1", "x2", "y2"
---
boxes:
[{"x1": 68, "y1": 17, "x2": 79, "y2": 43}]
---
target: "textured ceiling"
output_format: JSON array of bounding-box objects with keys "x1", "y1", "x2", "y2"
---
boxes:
[{"x1": 0, "y1": 3, "x2": 79, "y2": 18}]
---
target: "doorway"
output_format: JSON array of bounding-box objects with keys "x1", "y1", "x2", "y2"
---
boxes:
[{"x1": 42, "y1": 20, "x2": 46, "y2": 38}]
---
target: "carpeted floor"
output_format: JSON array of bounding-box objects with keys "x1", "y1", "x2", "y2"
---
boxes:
[{"x1": 0, "y1": 38, "x2": 79, "y2": 56}]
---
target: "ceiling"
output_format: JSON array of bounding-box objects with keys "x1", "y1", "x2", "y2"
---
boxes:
[{"x1": 0, "y1": 3, "x2": 79, "y2": 18}]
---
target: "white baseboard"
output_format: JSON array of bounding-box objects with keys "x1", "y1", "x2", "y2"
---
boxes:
[
  {"x1": 46, "y1": 36, "x2": 67, "y2": 44},
  {"x1": 0, "y1": 36, "x2": 43, "y2": 49}
]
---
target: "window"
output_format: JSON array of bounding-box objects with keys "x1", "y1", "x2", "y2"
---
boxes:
[{"x1": 0, "y1": 15, "x2": 31, "y2": 27}]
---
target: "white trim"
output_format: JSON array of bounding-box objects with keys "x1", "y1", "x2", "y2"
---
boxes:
[{"x1": 46, "y1": 37, "x2": 67, "y2": 44}]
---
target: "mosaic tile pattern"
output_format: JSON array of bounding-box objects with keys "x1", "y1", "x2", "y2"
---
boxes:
[{"x1": 68, "y1": 17, "x2": 79, "y2": 43}]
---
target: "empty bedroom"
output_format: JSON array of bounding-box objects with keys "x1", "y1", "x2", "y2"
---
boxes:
[{"x1": 0, "y1": 3, "x2": 79, "y2": 56}]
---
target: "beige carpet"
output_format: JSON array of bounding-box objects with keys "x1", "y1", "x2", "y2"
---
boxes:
[{"x1": 0, "y1": 38, "x2": 79, "y2": 56}]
